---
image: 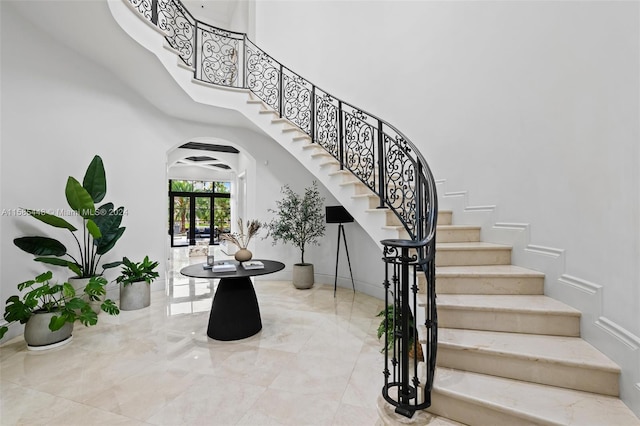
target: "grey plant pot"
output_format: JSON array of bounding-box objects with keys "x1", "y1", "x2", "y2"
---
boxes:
[
  {"x1": 119, "y1": 281, "x2": 151, "y2": 311},
  {"x1": 24, "y1": 311, "x2": 73, "y2": 350},
  {"x1": 292, "y1": 263, "x2": 314, "y2": 289},
  {"x1": 68, "y1": 277, "x2": 103, "y2": 314}
]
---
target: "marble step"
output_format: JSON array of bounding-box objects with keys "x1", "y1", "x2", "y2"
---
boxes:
[
  {"x1": 428, "y1": 367, "x2": 640, "y2": 426},
  {"x1": 434, "y1": 328, "x2": 620, "y2": 395},
  {"x1": 436, "y1": 225, "x2": 481, "y2": 243},
  {"x1": 376, "y1": 395, "x2": 465, "y2": 426},
  {"x1": 436, "y1": 242, "x2": 512, "y2": 267},
  {"x1": 438, "y1": 210, "x2": 452, "y2": 226},
  {"x1": 427, "y1": 294, "x2": 581, "y2": 336},
  {"x1": 427, "y1": 265, "x2": 545, "y2": 295}
]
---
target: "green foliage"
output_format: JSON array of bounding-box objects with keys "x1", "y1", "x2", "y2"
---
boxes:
[
  {"x1": 0, "y1": 272, "x2": 120, "y2": 340},
  {"x1": 376, "y1": 302, "x2": 417, "y2": 353},
  {"x1": 265, "y1": 182, "x2": 326, "y2": 264},
  {"x1": 115, "y1": 256, "x2": 160, "y2": 286},
  {"x1": 13, "y1": 155, "x2": 126, "y2": 278}
]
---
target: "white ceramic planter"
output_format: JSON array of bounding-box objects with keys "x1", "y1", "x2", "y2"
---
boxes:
[
  {"x1": 68, "y1": 277, "x2": 103, "y2": 314},
  {"x1": 24, "y1": 311, "x2": 73, "y2": 350},
  {"x1": 119, "y1": 281, "x2": 151, "y2": 311},
  {"x1": 292, "y1": 263, "x2": 314, "y2": 289}
]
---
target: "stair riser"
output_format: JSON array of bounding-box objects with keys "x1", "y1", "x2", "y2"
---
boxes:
[
  {"x1": 437, "y1": 347, "x2": 619, "y2": 396},
  {"x1": 428, "y1": 391, "x2": 540, "y2": 426},
  {"x1": 436, "y1": 228, "x2": 481, "y2": 243},
  {"x1": 434, "y1": 276, "x2": 544, "y2": 295},
  {"x1": 438, "y1": 211, "x2": 452, "y2": 225},
  {"x1": 436, "y1": 249, "x2": 511, "y2": 266},
  {"x1": 437, "y1": 309, "x2": 580, "y2": 336}
]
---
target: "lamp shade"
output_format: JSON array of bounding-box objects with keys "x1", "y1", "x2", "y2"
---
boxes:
[{"x1": 326, "y1": 206, "x2": 354, "y2": 224}]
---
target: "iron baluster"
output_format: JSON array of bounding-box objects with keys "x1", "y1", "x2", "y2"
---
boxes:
[
  {"x1": 338, "y1": 101, "x2": 344, "y2": 170},
  {"x1": 151, "y1": 0, "x2": 158, "y2": 24},
  {"x1": 311, "y1": 85, "x2": 316, "y2": 143},
  {"x1": 377, "y1": 121, "x2": 385, "y2": 208},
  {"x1": 278, "y1": 63, "x2": 284, "y2": 118}
]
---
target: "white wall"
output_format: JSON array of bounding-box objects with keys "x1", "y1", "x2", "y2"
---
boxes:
[
  {"x1": 253, "y1": 0, "x2": 640, "y2": 414},
  {"x1": 0, "y1": 2, "x2": 385, "y2": 343}
]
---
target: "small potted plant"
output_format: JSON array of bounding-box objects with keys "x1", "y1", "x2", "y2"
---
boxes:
[
  {"x1": 0, "y1": 271, "x2": 120, "y2": 350},
  {"x1": 220, "y1": 219, "x2": 262, "y2": 263},
  {"x1": 265, "y1": 182, "x2": 326, "y2": 289},
  {"x1": 115, "y1": 256, "x2": 159, "y2": 311}
]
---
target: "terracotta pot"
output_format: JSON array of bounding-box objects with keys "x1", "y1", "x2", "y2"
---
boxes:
[
  {"x1": 234, "y1": 248, "x2": 252, "y2": 263},
  {"x1": 24, "y1": 311, "x2": 73, "y2": 350},
  {"x1": 292, "y1": 263, "x2": 314, "y2": 289}
]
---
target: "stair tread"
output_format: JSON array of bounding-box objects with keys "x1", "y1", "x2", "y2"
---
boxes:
[
  {"x1": 432, "y1": 368, "x2": 640, "y2": 425},
  {"x1": 436, "y1": 242, "x2": 511, "y2": 251},
  {"x1": 436, "y1": 264, "x2": 545, "y2": 278},
  {"x1": 435, "y1": 328, "x2": 620, "y2": 372},
  {"x1": 431, "y1": 294, "x2": 581, "y2": 315},
  {"x1": 437, "y1": 225, "x2": 481, "y2": 231}
]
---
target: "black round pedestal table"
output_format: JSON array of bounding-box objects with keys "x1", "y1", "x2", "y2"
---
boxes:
[{"x1": 180, "y1": 260, "x2": 285, "y2": 341}]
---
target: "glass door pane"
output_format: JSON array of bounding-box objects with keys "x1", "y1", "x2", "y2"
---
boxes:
[
  {"x1": 195, "y1": 197, "x2": 212, "y2": 244},
  {"x1": 213, "y1": 196, "x2": 231, "y2": 243},
  {"x1": 172, "y1": 196, "x2": 190, "y2": 247}
]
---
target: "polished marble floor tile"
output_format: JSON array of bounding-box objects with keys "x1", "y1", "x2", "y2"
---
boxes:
[{"x1": 0, "y1": 248, "x2": 386, "y2": 425}]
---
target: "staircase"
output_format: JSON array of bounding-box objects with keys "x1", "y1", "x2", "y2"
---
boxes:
[
  {"x1": 375, "y1": 209, "x2": 638, "y2": 425},
  {"x1": 108, "y1": 0, "x2": 639, "y2": 423}
]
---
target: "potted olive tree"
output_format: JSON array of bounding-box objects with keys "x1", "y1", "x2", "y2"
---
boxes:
[
  {"x1": 266, "y1": 182, "x2": 325, "y2": 289},
  {"x1": 13, "y1": 155, "x2": 126, "y2": 312},
  {"x1": 0, "y1": 271, "x2": 119, "y2": 350},
  {"x1": 115, "y1": 256, "x2": 159, "y2": 310}
]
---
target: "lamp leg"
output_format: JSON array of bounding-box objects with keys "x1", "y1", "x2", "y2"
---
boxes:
[
  {"x1": 334, "y1": 224, "x2": 341, "y2": 297},
  {"x1": 341, "y1": 224, "x2": 356, "y2": 293}
]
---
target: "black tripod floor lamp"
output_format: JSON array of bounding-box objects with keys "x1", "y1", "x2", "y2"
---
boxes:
[{"x1": 326, "y1": 206, "x2": 355, "y2": 297}]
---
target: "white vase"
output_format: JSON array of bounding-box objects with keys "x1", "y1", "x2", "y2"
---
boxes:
[
  {"x1": 68, "y1": 277, "x2": 104, "y2": 314},
  {"x1": 292, "y1": 263, "x2": 314, "y2": 289}
]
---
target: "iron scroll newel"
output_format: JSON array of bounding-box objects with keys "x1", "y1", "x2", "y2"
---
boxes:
[
  {"x1": 126, "y1": 0, "x2": 439, "y2": 416},
  {"x1": 381, "y1": 237, "x2": 437, "y2": 417}
]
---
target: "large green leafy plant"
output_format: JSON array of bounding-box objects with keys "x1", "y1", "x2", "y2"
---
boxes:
[
  {"x1": 265, "y1": 182, "x2": 325, "y2": 264},
  {"x1": 14, "y1": 155, "x2": 126, "y2": 278},
  {"x1": 0, "y1": 271, "x2": 120, "y2": 339}
]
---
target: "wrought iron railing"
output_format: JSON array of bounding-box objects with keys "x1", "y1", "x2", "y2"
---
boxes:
[
  {"x1": 126, "y1": 0, "x2": 438, "y2": 417},
  {"x1": 381, "y1": 238, "x2": 437, "y2": 417}
]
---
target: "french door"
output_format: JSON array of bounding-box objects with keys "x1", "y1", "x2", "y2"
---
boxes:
[{"x1": 169, "y1": 180, "x2": 231, "y2": 247}]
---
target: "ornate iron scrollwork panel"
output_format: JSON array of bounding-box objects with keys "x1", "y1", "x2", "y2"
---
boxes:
[
  {"x1": 245, "y1": 42, "x2": 280, "y2": 112},
  {"x1": 315, "y1": 92, "x2": 339, "y2": 158},
  {"x1": 128, "y1": 0, "x2": 154, "y2": 22},
  {"x1": 342, "y1": 107, "x2": 377, "y2": 191},
  {"x1": 384, "y1": 133, "x2": 418, "y2": 238},
  {"x1": 282, "y1": 69, "x2": 312, "y2": 135},
  {"x1": 197, "y1": 24, "x2": 241, "y2": 87},
  {"x1": 158, "y1": 0, "x2": 195, "y2": 67}
]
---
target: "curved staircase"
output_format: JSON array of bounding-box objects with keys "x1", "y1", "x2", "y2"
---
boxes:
[{"x1": 106, "y1": 0, "x2": 639, "y2": 423}]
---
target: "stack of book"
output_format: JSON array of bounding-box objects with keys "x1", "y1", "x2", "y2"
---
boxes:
[
  {"x1": 213, "y1": 261, "x2": 236, "y2": 272},
  {"x1": 242, "y1": 260, "x2": 264, "y2": 270},
  {"x1": 203, "y1": 260, "x2": 236, "y2": 272}
]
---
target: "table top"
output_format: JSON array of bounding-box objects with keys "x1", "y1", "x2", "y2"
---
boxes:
[{"x1": 180, "y1": 259, "x2": 285, "y2": 279}]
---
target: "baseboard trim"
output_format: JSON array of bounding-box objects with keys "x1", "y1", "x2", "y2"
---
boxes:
[{"x1": 595, "y1": 317, "x2": 640, "y2": 350}]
